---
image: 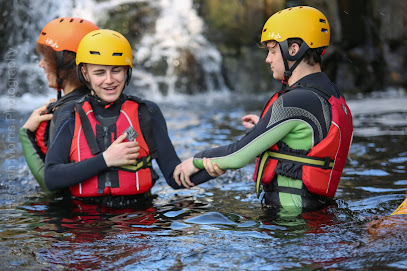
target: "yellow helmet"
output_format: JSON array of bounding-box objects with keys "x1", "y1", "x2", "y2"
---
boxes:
[
  {"x1": 261, "y1": 6, "x2": 330, "y2": 48},
  {"x1": 76, "y1": 29, "x2": 133, "y2": 68}
]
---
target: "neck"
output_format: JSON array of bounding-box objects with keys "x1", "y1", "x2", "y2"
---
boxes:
[
  {"x1": 61, "y1": 81, "x2": 82, "y2": 95},
  {"x1": 287, "y1": 61, "x2": 321, "y2": 86}
]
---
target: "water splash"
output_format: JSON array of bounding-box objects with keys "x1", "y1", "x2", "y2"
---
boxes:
[{"x1": 0, "y1": 0, "x2": 228, "y2": 107}]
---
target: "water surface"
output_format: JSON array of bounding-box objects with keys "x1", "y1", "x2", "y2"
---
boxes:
[{"x1": 1, "y1": 92, "x2": 407, "y2": 270}]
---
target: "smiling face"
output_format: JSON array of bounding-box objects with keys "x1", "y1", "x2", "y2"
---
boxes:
[
  {"x1": 81, "y1": 64, "x2": 127, "y2": 103},
  {"x1": 38, "y1": 55, "x2": 58, "y2": 89},
  {"x1": 265, "y1": 40, "x2": 285, "y2": 81}
]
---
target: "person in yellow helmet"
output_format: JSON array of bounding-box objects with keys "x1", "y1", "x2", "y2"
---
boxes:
[
  {"x1": 174, "y1": 6, "x2": 354, "y2": 215},
  {"x1": 20, "y1": 17, "x2": 99, "y2": 192},
  {"x1": 44, "y1": 29, "x2": 210, "y2": 206}
]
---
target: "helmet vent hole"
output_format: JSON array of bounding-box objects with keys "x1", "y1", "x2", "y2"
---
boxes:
[
  {"x1": 320, "y1": 18, "x2": 326, "y2": 24},
  {"x1": 80, "y1": 20, "x2": 84, "y2": 23},
  {"x1": 112, "y1": 34, "x2": 121, "y2": 38},
  {"x1": 112, "y1": 53, "x2": 123, "y2": 56},
  {"x1": 41, "y1": 32, "x2": 46, "y2": 36},
  {"x1": 321, "y1": 28, "x2": 328, "y2": 33},
  {"x1": 70, "y1": 19, "x2": 74, "y2": 23},
  {"x1": 90, "y1": 51, "x2": 101, "y2": 55},
  {"x1": 59, "y1": 19, "x2": 64, "y2": 23},
  {"x1": 263, "y1": 28, "x2": 267, "y2": 33}
]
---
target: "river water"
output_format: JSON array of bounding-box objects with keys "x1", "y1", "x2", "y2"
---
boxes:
[{"x1": 0, "y1": 89, "x2": 406, "y2": 270}]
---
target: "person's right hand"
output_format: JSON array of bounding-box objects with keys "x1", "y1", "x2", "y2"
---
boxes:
[
  {"x1": 203, "y1": 157, "x2": 226, "y2": 177},
  {"x1": 23, "y1": 98, "x2": 57, "y2": 132},
  {"x1": 103, "y1": 133, "x2": 140, "y2": 167},
  {"x1": 242, "y1": 114, "x2": 259, "y2": 129}
]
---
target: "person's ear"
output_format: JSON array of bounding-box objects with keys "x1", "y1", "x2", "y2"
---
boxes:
[
  {"x1": 81, "y1": 66, "x2": 90, "y2": 82},
  {"x1": 289, "y1": 43, "x2": 300, "y2": 56}
]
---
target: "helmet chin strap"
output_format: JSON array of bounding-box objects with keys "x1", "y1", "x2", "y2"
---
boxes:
[
  {"x1": 279, "y1": 40, "x2": 310, "y2": 90},
  {"x1": 56, "y1": 51, "x2": 76, "y2": 99}
]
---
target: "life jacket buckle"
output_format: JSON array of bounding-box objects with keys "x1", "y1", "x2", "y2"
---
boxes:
[{"x1": 323, "y1": 156, "x2": 331, "y2": 170}]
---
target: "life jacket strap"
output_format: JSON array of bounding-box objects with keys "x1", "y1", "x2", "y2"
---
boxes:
[
  {"x1": 255, "y1": 149, "x2": 334, "y2": 198},
  {"x1": 75, "y1": 103, "x2": 101, "y2": 155},
  {"x1": 118, "y1": 155, "x2": 153, "y2": 172},
  {"x1": 264, "y1": 185, "x2": 311, "y2": 197},
  {"x1": 267, "y1": 150, "x2": 334, "y2": 170}
]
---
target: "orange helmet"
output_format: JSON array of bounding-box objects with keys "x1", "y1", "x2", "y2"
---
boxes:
[{"x1": 37, "y1": 17, "x2": 99, "y2": 52}]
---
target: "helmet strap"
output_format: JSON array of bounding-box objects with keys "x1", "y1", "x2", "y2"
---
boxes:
[
  {"x1": 279, "y1": 40, "x2": 309, "y2": 90},
  {"x1": 55, "y1": 51, "x2": 76, "y2": 99}
]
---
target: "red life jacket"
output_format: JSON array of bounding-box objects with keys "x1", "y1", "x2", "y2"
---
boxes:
[
  {"x1": 253, "y1": 88, "x2": 353, "y2": 198},
  {"x1": 34, "y1": 88, "x2": 90, "y2": 157},
  {"x1": 35, "y1": 120, "x2": 50, "y2": 156},
  {"x1": 69, "y1": 99, "x2": 154, "y2": 197}
]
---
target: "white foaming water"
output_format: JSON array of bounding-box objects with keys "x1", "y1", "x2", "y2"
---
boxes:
[
  {"x1": 134, "y1": 0, "x2": 227, "y2": 100},
  {"x1": 1, "y1": 0, "x2": 228, "y2": 111}
]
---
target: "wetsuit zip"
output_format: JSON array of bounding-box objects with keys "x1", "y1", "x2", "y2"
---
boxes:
[{"x1": 103, "y1": 126, "x2": 111, "y2": 188}]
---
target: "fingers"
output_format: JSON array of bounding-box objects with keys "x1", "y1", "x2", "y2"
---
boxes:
[
  {"x1": 203, "y1": 157, "x2": 226, "y2": 177},
  {"x1": 112, "y1": 133, "x2": 128, "y2": 145},
  {"x1": 103, "y1": 138, "x2": 140, "y2": 167},
  {"x1": 23, "y1": 106, "x2": 54, "y2": 132},
  {"x1": 182, "y1": 170, "x2": 194, "y2": 188},
  {"x1": 212, "y1": 163, "x2": 226, "y2": 176},
  {"x1": 40, "y1": 113, "x2": 53, "y2": 122},
  {"x1": 173, "y1": 164, "x2": 182, "y2": 186},
  {"x1": 241, "y1": 114, "x2": 259, "y2": 129},
  {"x1": 173, "y1": 159, "x2": 196, "y2": 189}
]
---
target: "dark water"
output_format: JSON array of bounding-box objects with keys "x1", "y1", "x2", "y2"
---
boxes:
[{"x1": 1, "y1": 92, "x2": 407, "y2": 270}]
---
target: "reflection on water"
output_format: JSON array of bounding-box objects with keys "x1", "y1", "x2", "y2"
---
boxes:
[{"x1": 1, "y1": 93, "x2": 407, "y2": 270}]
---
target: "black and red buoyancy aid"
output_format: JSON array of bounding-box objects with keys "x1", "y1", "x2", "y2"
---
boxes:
[
  {"x1": 253, "y1": 86, "x2": 353, "y2": 198},
  {"x1": 34, "y1": 88, "x2": 90, "y2": 157},
  {"x1": 69, "y1": 96, "x2": 157, "y2": 197}
]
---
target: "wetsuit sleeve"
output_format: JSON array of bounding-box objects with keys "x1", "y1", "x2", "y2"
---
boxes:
[
  {"x1": 144, "y1": 101, "x2": 213, "y2": 189},
  {"x1": 192, "y1": 108, "x2": 296, "y2": 169},
  {"x1": 44, "y1": 115, "x2": 109, "y2": 191},
  {"x1": 19, "y1": 127, "x2": 49, "y2": 191},
  {"x1": 192, "y1": 89, "x2": 331, "y2": 170}
]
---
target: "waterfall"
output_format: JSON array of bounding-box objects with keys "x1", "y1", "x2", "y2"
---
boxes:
[{"x1": 0, "y1": 0, "x2": 227, "y2": 111}]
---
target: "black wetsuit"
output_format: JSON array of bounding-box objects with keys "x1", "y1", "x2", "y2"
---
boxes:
[
  {"x1": 192, "y1": 72, "x2": 341, "y2": 212},
  {"x1": 44, "y1": 93, "x2": 211, "y2": 193}
]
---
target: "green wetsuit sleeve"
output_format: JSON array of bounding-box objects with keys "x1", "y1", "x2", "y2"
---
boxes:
[
  {"x1": 192, "y1": 119, "x2": 307, "y2": 170},
  {"x1": 20, "y1": 127, "x2": 50, "y2": 192}
]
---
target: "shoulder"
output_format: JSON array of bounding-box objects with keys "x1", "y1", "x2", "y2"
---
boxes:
[
  {"x1": 125, "y1": 95, "x2": 162, "y2": 115},
  {"x1": 279, "y1": 88, "x2": 323, "y2": 107}
]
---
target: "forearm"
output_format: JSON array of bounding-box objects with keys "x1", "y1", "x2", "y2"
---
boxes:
[
  {"x1": 20, "y1": 127, "x2": 49, "y2": 191},
  {"x1": 45, "y1": 153, "x2": 108, "y2": 191},
  {"x1": 193, "y1": 120, "x2": 298, "y2": 170},
  {"x1": 44, "y1": 118, "x2": 109, "y2": 191},
  {"x1": 147, "y1": 100, "x2": 214, "y2": 189}
]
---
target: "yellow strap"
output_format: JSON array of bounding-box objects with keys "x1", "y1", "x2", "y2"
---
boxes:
[
  {"x1": 268, "y1": 151, "x2": 334, "y2": 168},
  {"x1": 119, "y1": 155, "x2": 152, "y2": 171},
  {"x1": 254, "y1": 150, "x2": 334, "y2": 198},
  {"x1": 256, "y1": 152, "x2": 270, "y2": 198},
  {"x1": 391, "y1": 198, "x2": 407, "y2": 215}
]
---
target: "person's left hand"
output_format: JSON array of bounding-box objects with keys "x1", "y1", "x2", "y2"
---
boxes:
[{"x1": 173, "y1": 158, "x2": 199, "y2": 188}]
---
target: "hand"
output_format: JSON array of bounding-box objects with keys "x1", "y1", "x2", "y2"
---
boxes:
[
  {"x1": 203, "y1": 157, "x2": 226, "y2": 177},
  {"x1": 103, "y1": 133, "x2": 140, "y2": 167},
  {"x1": 242, "y1": 114, "x2": 259, "y2": 129},
  {"x1": 23, "y1": 105, "x2": 53, "y2": 132},
  {"x1": 173, "y1": 157, "x2": 199, "y2": 189}
]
